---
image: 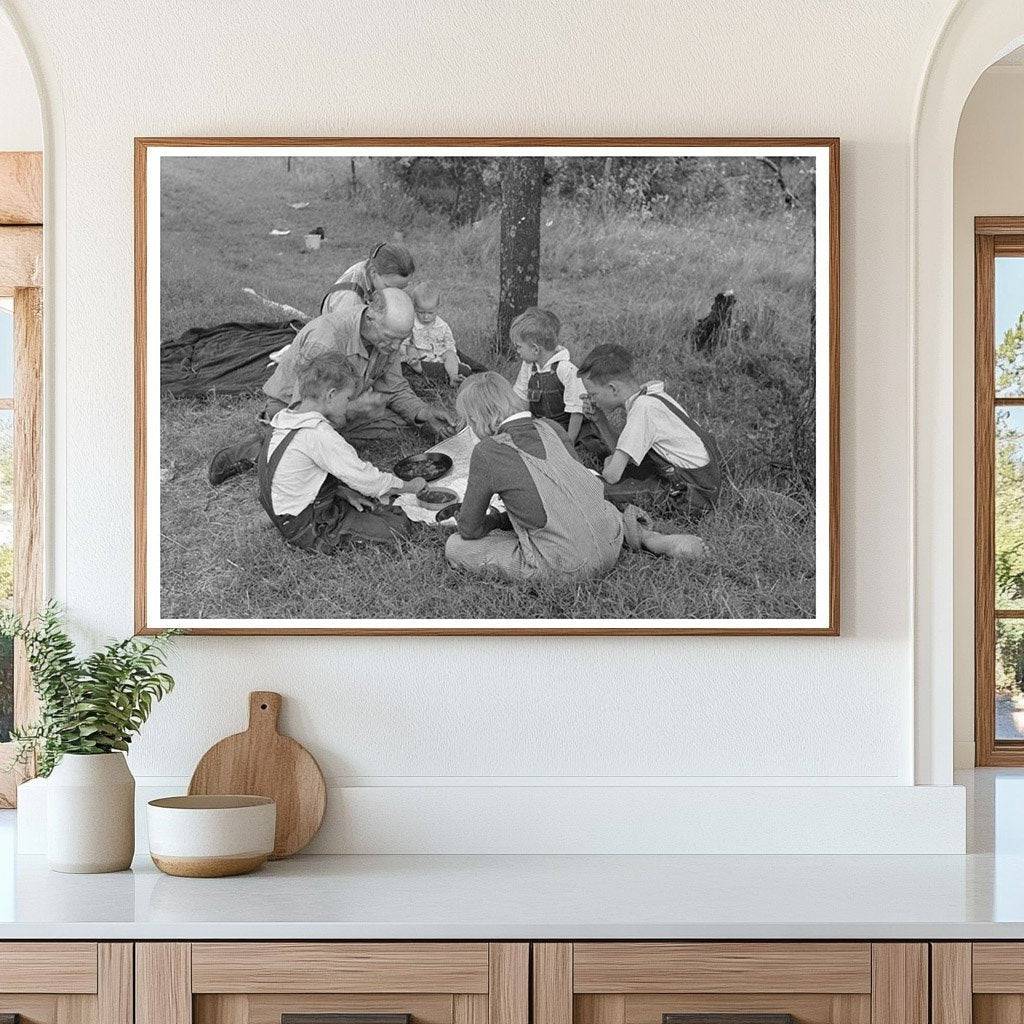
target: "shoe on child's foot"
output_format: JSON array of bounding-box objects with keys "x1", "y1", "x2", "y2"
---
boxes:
[{"x1": 622, "y1": 504, "x2": 653, "y2": 551}]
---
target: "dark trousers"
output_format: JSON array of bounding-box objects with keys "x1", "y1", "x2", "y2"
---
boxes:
[
  {"x1": 306, "y1": 491, "x2": 411, "y2": 551},
  {"x1": 260, "y1": 397, "x2": 411, "y2": 446},
  {"x1": 603, "y1": 456, "x2": 719, "y2": 517},
  {"x1": 275, "y1": 483, "x2": 411, "y2": 554},
  {"x1": 602, "y1": 456, "x2": 668, "y2": 507},
  {"x1": 401, "y1": 350, "x2": 483, "y2": 396}
]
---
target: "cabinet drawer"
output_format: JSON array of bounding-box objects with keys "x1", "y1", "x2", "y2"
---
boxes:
[
  {"x1": 973, "y1": 943, "x2": 1024, "y2": 992},
  {"x1": 534, "y1": 944, "x2": 925, "y2": 1024},
  {"x1": 0, "y1": 943, "x2": 130, "y2": 1024},
  {"x1": 191, "y1": 943, "x2": 490, "y2": 993},
  {"x1": 139, "y1": 942, "x2": 528, "y2": 1024},
  {"x1": 0, "y1": 942, "x2": 98, "y2": 993},
  {"x1": 572, "y1": 944, "x2": 872, "y2": 994}
]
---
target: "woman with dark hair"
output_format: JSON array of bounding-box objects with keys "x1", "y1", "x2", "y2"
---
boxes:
[{"x1": 321, "y1": 242, "x2": 415, "y2": 314}]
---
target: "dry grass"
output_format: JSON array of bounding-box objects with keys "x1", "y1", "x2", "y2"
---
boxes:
[{"x1": 158, "y1": 156, "x2": 818, "y2": 622}]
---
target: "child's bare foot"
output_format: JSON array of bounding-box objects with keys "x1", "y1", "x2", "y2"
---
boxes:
[
  {"x1": 623, "y1": 504, "x2": 705, "y2": 559},
  {"x1": 643, "y1": 532, "x2": 706, "y2": 559}
]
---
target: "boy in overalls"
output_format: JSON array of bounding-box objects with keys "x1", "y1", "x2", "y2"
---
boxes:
[
  {"x1": 509, "y1": 308, "x2": 588, "y2": 445},
  {"x1": 258, "y1": 353, "x2": 426, "y2": 554},
  {"x1": 576, "y1": 343, "x2": 723, "y2": 513}
]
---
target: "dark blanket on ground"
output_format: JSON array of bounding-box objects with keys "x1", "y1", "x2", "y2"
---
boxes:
[{"x1": 161, "y1": 321, "x2": 303, "y2": 398}]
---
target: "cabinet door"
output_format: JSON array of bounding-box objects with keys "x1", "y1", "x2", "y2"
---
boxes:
[
  {"x1": 0, "y1": 942, "x2": 132, "y2": 1024},
  {"x1": 137, "y1": 943, "x2": 528, "y2": 1024},
  {"x1": 534, "y1": 943, "x2": 927, "y2": 1024},
  {"x1": 935, "y1": 943, "x2": 1024, "y2": 1024}
]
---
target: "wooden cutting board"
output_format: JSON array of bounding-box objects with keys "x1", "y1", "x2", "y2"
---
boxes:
[{"x1": 188, "y1": 691, "x2": 326, "y2": 859}]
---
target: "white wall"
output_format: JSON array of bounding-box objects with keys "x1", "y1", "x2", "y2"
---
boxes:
[
  {"x1": 952, "y1": 65, "x2": 1024, "y2": 768},
  {"x1": 0, "y1": 0, "x2": 973, "y2": 851}
]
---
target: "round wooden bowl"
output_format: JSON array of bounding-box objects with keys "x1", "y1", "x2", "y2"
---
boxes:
[{"x1": 147, "y1": 795, "x2": 276, "y2": 878}]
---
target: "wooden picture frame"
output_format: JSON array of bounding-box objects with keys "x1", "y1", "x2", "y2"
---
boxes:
[
  {"x1": 975, "y1": 216, "x2": 1024, "y2": 765},
  {"x1": 135, "y1": 137, "x2": 840, "y2": 636}
]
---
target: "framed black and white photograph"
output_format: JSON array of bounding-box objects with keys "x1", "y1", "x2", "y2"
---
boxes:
[{"x1": 135, "y1": 138, "x2": 839, "y2": 636}]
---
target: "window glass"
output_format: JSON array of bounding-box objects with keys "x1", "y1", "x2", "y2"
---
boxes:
[
  {"x1": 996, "y1": 256, "x2": 1024, "y2": 396},
  {"x1": 0, "y1": 301, "x2": 12, "y2": 400},
  {"x1": 997, "y1": 407, "x2": 1024, "y2": 610},
  {"x1": 997, "y1": 619, "x2": 1024, "y2": 741},
  {"x1": 996, "y1": 257, "x2": 1024, "y2": 397},
  {"x1": 0, "y1": 403, "x2": 10, "y2": 743}
]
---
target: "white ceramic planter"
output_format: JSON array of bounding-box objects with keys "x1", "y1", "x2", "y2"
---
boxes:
[{"x1": 46, "y1": 752, "x2": 135, "y2": 873}]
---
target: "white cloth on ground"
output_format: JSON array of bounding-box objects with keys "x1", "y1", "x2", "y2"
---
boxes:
[{"x1": 393, "y1": 426, "x2": 505, "y2": 525}]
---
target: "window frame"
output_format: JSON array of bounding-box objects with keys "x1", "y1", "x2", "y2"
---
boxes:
[
  {"x1": 975, "y1": 217, "x2": 1024, "y2": 765},
  {"x1": 0, "y1": 151, "x2": 43, "y2": 806}
]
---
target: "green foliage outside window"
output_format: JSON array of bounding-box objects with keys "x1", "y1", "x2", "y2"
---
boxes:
[{"x1": 995, "y1": 315, "x2": 1024, "y2": 695}]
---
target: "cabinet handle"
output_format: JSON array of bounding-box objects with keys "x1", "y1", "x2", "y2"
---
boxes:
[
  {"x1": 283, "y1": 1016, "x2": 411, "y2": 1024},
  {"x1": 664, "y1": 1016, "x2": 796, "y2": 1024}
]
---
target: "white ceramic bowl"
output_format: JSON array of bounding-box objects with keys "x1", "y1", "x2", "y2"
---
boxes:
[{"x1": 147, "y1": 795, "x2": 276, "y2": 877}]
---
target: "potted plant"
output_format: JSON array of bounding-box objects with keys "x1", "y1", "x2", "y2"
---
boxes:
[{"x1": 2, "y1": 604, "x2": 176, "y2": 873}]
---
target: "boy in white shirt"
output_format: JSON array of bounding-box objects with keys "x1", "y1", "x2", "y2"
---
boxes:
[
  {"x1": 577, "y1": 343, "x2": 722, "y2": 513},
  {"x1": 401, "y1": 281, "x2": 467, "y2": 386},
  {"x1": 509, "y1": 307, "x2": 588, "y2": 445},
  {"x1": 257, "y1": 353, "x2": 426, "y2": 553}
]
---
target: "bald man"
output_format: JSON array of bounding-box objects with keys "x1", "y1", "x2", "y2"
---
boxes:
[{"x1": 209, "y1": 288, "x2": 455, "y2": 486}]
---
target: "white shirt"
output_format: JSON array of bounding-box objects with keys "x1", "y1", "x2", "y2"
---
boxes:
[
  {"x1": 402, "y1": 315, "x2": 457, "y2": 362},
  {"x1": 266, "y1": 408, "x2": 404, "y2": 516},
  {"x1": 512, "y1": 346, "x2": 586, "y2": 415},
  {"x1": 616, "y1": 381, "x2": 710, "y2": 470}
]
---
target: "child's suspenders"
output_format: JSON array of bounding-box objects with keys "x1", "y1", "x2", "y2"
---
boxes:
[
  {"x1": 527, "y1": 361, "x2": 569, "y2": 425},
  {"x1": 641, "y1": 388, "x2": 724, "y2": 509},
  {"x1": 257, "y1": 429, "x2": 320, "y2": 548}
]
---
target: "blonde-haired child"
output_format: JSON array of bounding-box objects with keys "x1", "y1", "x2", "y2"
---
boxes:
[
  {"x1": 509, "y1": 307, "x2": 590, "y2": 445},
  {"x1": 400, "y1": 281, "x2": 466, "y2": 385},
  {"x1": 444, "y1": 372, "x2": 624, "y2": 581},
  {"x1": 258, "y1": 352, "x2": 425, "y2": 553}
]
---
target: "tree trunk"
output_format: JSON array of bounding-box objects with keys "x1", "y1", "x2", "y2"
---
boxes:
[{"x1": 497, "y1": 157, "x2": 543, "y2": 354}]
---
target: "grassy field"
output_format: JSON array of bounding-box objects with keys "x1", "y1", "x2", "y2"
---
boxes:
[{"x1": 158, "y1": 156, "x2": 818, "y2": 622}]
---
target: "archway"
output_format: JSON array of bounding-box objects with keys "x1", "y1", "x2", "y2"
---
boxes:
[{"x1": 914, "y1": 0, "x2": 1024, "y2": 785}]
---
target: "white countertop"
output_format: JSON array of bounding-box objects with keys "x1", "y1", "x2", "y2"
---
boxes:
[
  {"x1": 1, "y1": 770, "x2": 1022, "y2": 941},
  {"x1": 1, "y1": 850, "x2": 1024, "y2": 940}
]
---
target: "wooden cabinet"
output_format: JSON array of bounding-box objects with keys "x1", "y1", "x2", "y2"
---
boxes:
[
  {"x1": 931, "y1": 943, "x2": 1024, "y2": 1024},
  {"x1": 0, "y1": 942, "x2": 132, "y2": 1024},
  {"x1": 0, "y1": 938, "x2": 945, "y2": 1024},
  {"x1": 136, "y1": 943, "x2": 528, "y2": 1024},
  {"x1": 533, "y1": 943, "x2": 928, "y2": 1024}
]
